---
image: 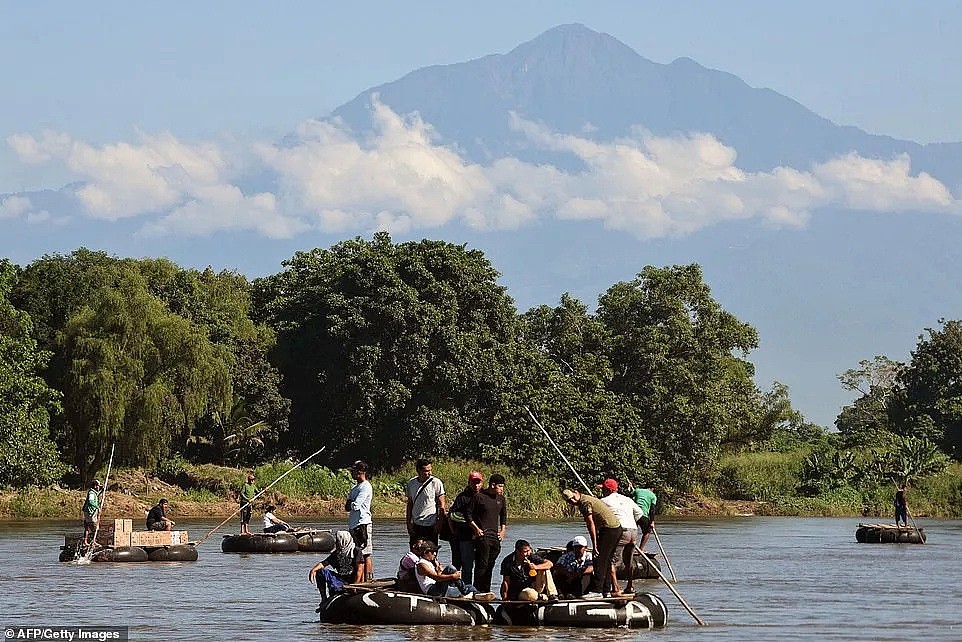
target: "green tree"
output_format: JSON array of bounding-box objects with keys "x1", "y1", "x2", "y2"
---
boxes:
[
  {"x1": 0, "y1": 260, "x2": 66, "y2": 486},
  {"x1": 253, "y1": 233, "x2": 518, "y2": 467},
  {"x1": 889, "y1": 320, "x2": 962, "y2": 459},
  {"x1": 59, "y1": 272, "x2": 231, "y2": 480},
  {"x1": 836, "y1": 355, "x2": 901, "y2": 447},
  {"x1": 597, "y1": 264, "x2": 759, "y2": 490}
]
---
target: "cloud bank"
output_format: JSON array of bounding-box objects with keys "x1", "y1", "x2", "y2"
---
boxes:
[{"x1": 6, "y1": 99, "x2": 959, "y2": 239}]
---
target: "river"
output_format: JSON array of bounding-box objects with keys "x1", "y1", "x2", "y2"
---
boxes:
[{"x1": 1, "y1": 516, "x2": 959, "y2": 641}]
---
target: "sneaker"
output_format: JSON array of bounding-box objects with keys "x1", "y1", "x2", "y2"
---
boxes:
[
  {"x1": 547, "y1": 594, "x2": 560, "y2": 602},
  {"x1": 463, "y1": 592, "x2": 474, "y2": 599},
  {"x1": 582, "y1": 592, "x2": 604, "y2": 599},
  {"x1": 473, "y1": 592, "x2": 496, "y2": 602}
]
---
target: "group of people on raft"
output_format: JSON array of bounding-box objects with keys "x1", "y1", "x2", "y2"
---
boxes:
[{"x1": 307, "y1": 458, "x2": 659, "y2": 602}]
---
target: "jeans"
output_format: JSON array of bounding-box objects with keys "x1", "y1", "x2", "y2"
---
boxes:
[
  {"x1": 427, "y1": 565, "x2": 478, "y2": 597},
  {"x1": 450, "y1": 538, "x2": 476, "y2": 585},
  {"x1": 473, "y1": 535, "x2": 501, "y2": 592}
]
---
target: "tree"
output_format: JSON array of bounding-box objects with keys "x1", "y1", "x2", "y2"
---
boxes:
[
  {"x1": 835, "y1": 356, "x2": 902, "y2": 446},
  {"x1": 0, "y1": 260, "x2": 65, "y2": 487},
  {"x1": 597, "y1": 264, "x2": 759, "y2": 490},
  {"x1": 253, "y1": 233, "x2": 519, "y2": 467},
  {"x1": 59, "y1": 271, "x2": 231, "y2": 480},
  {"x1": 889, "y1": 320, "x2": 962, "y2": 459}
]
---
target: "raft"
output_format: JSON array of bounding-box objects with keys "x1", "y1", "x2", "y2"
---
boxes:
[
  {"x1": 296, "y1": 530, "x2": 336, "y2": 552},
  {"x1": 221, "y1": 532, "x2": 300, "y2": 553},
  {"x1": 495, "y1": 592, "x2": 668, "y2": 629},
  {"x1": 318, "y1": 590, "x2": 496, "y2": 625},
  {"x1": 855, "y1": 523, "x2": 926, "y2": 544},
  {"x1": 59, "y1": 544, "x2": 199, "y2": 562}
]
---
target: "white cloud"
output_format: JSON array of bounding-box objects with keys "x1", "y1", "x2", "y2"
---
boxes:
[
  {"x1": 7, "y1": 100, "x2": 962, "y2": 240},
  {"x1": 0, "y1": 195, "x2": 31, "y2": 218}
]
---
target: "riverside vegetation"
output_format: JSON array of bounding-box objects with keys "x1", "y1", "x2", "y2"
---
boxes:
[{"x1": 1, "y1": 235, "x2": 961, "y2": 519}]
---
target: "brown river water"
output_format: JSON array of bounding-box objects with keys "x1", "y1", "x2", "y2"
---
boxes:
[{"x1": 1, "y1": 516, "x2": 960, "y2": 641}]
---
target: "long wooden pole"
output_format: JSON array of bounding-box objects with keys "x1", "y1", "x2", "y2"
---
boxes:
[
  {"x1": 635, "y1": 544, "x2": 707, "y2": 626},
  {"x1": 195, "y1": 446, "x2": 326, "y2": 546},
  {"x1": 651, "y1": 526, "x2": 677, "y2": 581},
  {"x1": 525, "y1": 407, "x2": 593, "y2": 494},
  {"x1": 525, "y1": 407, "x2": 706, "y2": 626},
  {"x1": 81, "y1": 443, "x2": 115, "y2": 560}
]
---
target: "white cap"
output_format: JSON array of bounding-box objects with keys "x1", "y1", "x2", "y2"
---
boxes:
[{"x1": 572, "y1": 535, "x2": 588, "y2": 548}]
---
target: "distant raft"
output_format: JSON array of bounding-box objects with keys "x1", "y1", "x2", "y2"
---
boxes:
[
  {"x1": 296, "y1": 530, "x2": 336, "y2": 552},
  {"x1": 855, "y1": 523, "x2": 926, "y2": 544},
  {"x1": 495, "y1": 593, "x2": 668, "y2": 629},
  {"x1": 221, "y1": 530, "x2": 336, "y2": 553},
  {"x1": 318, "y1": 590, "x2": 496, "y2": 625},
  {"x1": 59, "y1": 544, "x2": 198, "y2": 563},
  {"x1": 221, "y1": 532, "x2": 300, "y2": 553}
]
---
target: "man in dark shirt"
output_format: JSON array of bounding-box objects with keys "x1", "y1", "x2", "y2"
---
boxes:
[
  {"x1": 500, "y1": 539, "x2": 558, "y2": 601},
  {"x1": 466, "y1": 473, "x2": 507, "y2": 592},
  {"x1": 146, "y1": 498, "x2": 175, "y2": 531}
]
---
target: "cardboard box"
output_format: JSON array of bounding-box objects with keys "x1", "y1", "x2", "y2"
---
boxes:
[
  {"x1": 113, "y1": 531, "x2": 132, "y2": 547},
  {"x1": 128, "y1": 530, "x2": 190, "y2": 547},
  {"x1": 113, "y1": 518, "x2": 133, "y2": 532}
]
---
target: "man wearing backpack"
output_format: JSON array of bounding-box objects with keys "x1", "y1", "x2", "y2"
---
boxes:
[{"x1": 405, "y1": 458, "x2": 447, "y2": 547}]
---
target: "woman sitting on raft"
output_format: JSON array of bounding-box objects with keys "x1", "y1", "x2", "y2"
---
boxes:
[
  {"x1": 309, "y1": 530, "x2": 358, "y2": 600},
  {"x1": 396, "y1": 539, "x2": 427, "y2": 593},
  {"x1": 263, "y1": 505, "x2": 293, "y2": 533},
  {"x1": 416, "y1": 542, "x2": 494, "y2": 600}
]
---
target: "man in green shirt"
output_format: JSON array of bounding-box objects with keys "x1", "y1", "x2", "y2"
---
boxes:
[
  {"x1": 240, "y1": 472, "x2": 258, "y2": 535},
  {"x1": 82, "y1": 479, "x2": 102, "y2": 546},
  {"x1": 628, "y1": 481, "x2": 657, "y2": 552}
]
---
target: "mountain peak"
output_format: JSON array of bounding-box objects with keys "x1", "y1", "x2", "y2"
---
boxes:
[{"x1": 509, "y1": 23, "x2": 645, "y2": 64}]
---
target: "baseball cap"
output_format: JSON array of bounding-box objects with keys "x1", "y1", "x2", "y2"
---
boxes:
[
  {"x1": 92, "y1": 479, "x2": 101, "y2": 487},
  {"x1": 603, "y1": 479, "x2": 619, "y2": 492},
  {"x1": 562, "y1": 489, "x2": 578, "y2": 502},
  {"x1": 468, "y1": 471, "x2": 483, "y2": 482},
  {"x1": 571, "y1": 535, "x2": 588, "y2": 548}
]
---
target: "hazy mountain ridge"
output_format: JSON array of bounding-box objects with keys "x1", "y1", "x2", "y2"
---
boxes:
[{"x1": 333, "y1": 23, "x2": 959, "y2": 179}]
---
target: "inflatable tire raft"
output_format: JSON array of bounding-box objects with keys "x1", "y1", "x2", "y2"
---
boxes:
[
  {"x1": 297, "y1": 530, "x2": 336, "y2": 552},
  {"x1": 495, "y1": 593, "x2": 667, "y2": 629},
  {"x1": 93, "y1": 546, "x2": 149, "y2": 563},
  {"x1": 319, "y1": 591, "x2": 495, "y2": 625},
  {"x1": 147, "y1": 544, "x2": 199, "y2": 562},
  {"x1": 855, "y1": 524, "x2": 925, "y2": 544},
  {"x1": 221, "y1": 532, "x2": 300, "y2": 553}
]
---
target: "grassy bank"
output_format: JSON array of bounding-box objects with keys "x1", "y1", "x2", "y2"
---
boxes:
[{"x1": 2, "y1": 455, "x2": 960, "y2": 521}]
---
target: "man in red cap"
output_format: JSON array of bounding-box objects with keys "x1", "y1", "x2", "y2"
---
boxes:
[
  {"x1": 600, "y1": 478, "x2": 643, "y2": 595},
  {"x1": 446, "y1": 471, "x2": 484, "y2": 586}
]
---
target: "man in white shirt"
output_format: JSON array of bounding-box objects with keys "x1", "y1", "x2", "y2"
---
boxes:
[
  {"x1": 346, "y1": 460, "x2": 373, "y2": 582},
  {"x1": 600, "y1": 478, "x2": 643, "y2": 595},
  {"x1": 405, "y1": 458, "x2": 447, "y2": 547}
]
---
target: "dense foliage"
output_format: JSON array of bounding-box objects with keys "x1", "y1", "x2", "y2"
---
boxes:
[{"x1": 2, "y1": 237, "x2": 959, "y2": 508}]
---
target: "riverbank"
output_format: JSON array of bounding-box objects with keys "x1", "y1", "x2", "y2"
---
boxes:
[
  {"x1": 0, "y1": 484, "x2": 855, "y2": 521},
  {"x1": 3, "y1": 458, "x2": 955, "y2": 520}
]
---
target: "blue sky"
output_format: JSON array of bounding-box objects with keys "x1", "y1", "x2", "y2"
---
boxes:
[{"x1": 2, "y1": 1, "x2": 959, "y2": 193}]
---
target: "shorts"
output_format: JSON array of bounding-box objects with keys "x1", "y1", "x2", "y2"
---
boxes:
[
  {"x1": 613, "y1": 527, "x2": 638, "y2": 565},
  {"x1": 637, "y1": 515, "x2": 652, "y2": 535},
  {"x1": 147, "y1": 521, "x2": 168, "y2": 531},
  {"x1": 240, "y1": 504, "x2": 253, "y2": 525},
  {"x1": 351, "y1": 523, "x2": 373, "y2": 557}
]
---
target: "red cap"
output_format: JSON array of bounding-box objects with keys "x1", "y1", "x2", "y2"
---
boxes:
[
  {"x1": 468, "y1": 471, "x2": 483, "y2": 482},
  {"x1": 603, "y1": 479, "x2": 619, "y2": 492}
]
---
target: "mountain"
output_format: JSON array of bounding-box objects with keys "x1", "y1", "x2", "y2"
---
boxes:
[{"x1": 333, "y1": 24, "x2": 962, "y2": 181}]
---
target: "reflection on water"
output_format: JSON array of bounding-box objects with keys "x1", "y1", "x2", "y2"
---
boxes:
[{"x1": 1, "y1": 517, "x2": 961, "y2": 641}]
